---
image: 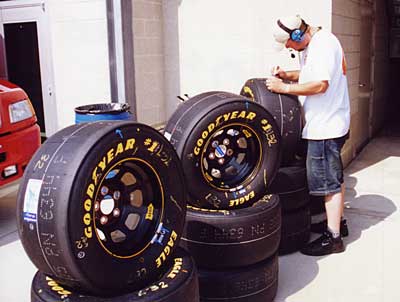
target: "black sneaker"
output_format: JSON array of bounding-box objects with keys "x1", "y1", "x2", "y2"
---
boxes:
[
  {"x1": 300, "y1": 231, "x2": 345, "y2": 256},
  {"x1": 310, "y1": 219, "x2": 349, "y2": 237}
]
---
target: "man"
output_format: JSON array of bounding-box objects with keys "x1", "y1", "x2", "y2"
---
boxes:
[{"x1": 266, "y1": 15, "x2": 350, "y2": 256}]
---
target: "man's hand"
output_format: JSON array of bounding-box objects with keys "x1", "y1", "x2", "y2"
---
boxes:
[
  {"x1": 265, "y1": 77, "x2": 289, "y2": 94},
  {"x1": 271, "y1": 66, "x2": 287, "y2": 79},
  {"x1": 270, "y1": 67, "x2": 300, "y2": 82},
  {"x1": 266, "y1": 79, "x2": 329, "y2": 96}
]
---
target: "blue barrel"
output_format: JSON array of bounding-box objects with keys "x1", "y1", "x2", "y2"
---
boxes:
[{"x1": 74, "y1": 103, "x2": 132, "y2": 124}]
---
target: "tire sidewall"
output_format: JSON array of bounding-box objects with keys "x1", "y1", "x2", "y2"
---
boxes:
[
  {"x1": 181, "y1": 101, "x2": 280, "y2": 209},
  {"x1": 181, "y1": 195, "x2": 281, "y2": 268},
  {"x1": 31, "y1": 248, "x2": 198, "y2": 302},
  {"x1": 68, "y1": 123, "x2": 186, "y2": 291}
]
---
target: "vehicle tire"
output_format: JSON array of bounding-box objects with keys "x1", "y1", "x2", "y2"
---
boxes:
[
  {"x1": 310, "y1": 195, "x2": 326, "y2": 216},
  {"x1": 279, "y1": 206, "x2": 311, "y2": 255},
  {"x1": 180, "y1": 194, "x2": 281, "y2": 269},
  {"x1": 295, "y1": 138, "x2": 308, "y2": 162},
  {"x1": 269, "y1": 166, "x2": 310, "y2": 212},
  {"x1": 240, "y1": 78, "x2": 302, "y2": 166},
  {"x1": 164, "y1": 91, "x2": 281, "y2": 209},
  {"x1": 198, "y1": 254, "x2": 278, "y2": 302},
  {"x1": 17, "y1": 121, "x2": 187, "y2": 296},
  {"x1": 31, "y1": 247, "x2": 199, "y2": 302}
]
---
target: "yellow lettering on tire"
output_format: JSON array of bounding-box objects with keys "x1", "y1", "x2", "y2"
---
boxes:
[
  {"x1": 86, "y1": 184, "x2": 95, "y2": 199},
  {"x1": 84, "y1": 226, "x2": 92, "y2": 238},
  {"x1": 84, "y1": 199, "x2": 91, "y2": 212},
  {"x1": 83, "y1": 213, "x2": 91, "y2": 225}
]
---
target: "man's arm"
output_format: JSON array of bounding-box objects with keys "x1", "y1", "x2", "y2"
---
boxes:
[
  {"x1": 266, "y1": 77, "x2": 329, "y2": 96},
  {"x1": 271, "y1": 66, "x2": 300, "y2": 82},
  {"x1": 283, "y1": 70, "x2": 300, "y2": 82}
]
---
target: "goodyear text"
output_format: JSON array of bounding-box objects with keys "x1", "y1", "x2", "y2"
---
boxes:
[
  {"x1": 194, "y1": 111, "x2": 256, "y2": 155},
  {"x1": 83, "y1": 138, "x2": 136, "y2": 239}
]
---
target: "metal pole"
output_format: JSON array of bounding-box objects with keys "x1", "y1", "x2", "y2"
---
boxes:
[{"x1": 106, "y1": 0, "x2": 136, "y2": 120}]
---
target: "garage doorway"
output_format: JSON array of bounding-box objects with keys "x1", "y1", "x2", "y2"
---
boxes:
[
  {"x1": 0, "y1": 1, "x2": 57, "y2": 137},
  {"x1": 358, "y1": 0, "x2": 375, "y2": 151}
]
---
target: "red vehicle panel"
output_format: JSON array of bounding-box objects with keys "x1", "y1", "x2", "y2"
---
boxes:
[{"x1": 0, "y1": 80, "x2": 41, "y2": 186}]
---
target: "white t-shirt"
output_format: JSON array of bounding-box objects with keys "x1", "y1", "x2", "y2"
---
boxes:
[{"x1": 298, "y1": 29, "x2": 350, "y2": 140}]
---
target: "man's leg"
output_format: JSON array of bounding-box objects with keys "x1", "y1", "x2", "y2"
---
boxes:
[
  {"x1": 301, "y1": 137, "x2": 346, "y2": 256},
  {"x1": 310, "y1": 184, "x2": 349, "y2": 236},
  {"x1": 301, "y1": 186, "x2": 345, "y2": 256},
  {"x1": 325, "y1": 184, "x2": 345, "y2": 234}
]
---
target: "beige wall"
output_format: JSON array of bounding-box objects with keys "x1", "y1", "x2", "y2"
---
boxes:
[
  {"x1": 132, "y1": 0, "x2": 332, "y2": 126},
  {"x1": 332, "y1": 0, "x2": 389, "y2": 167},
  {"x1": 176, "y1": 0, "x2": 332, "y2": 112},
  {"x1": 132, "y1": 0, "x2": 166, "y2": 127},
  {"x1": 131, "y1": 0, "x2": 390, "y2": 168},
  {"x1": 332, "y1": 0, "x2": 361, "y2": 167},
  {"x1": 47, "y1": 0, "x2": 111, "y2": 129}
]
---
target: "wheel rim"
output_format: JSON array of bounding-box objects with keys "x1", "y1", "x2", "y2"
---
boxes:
[
  {"x1": 93, "y1": 159, "x2": 163, "y2": 258},
  {"x1": 200, "y1": 124, "x2": 262, "y2": 190}
]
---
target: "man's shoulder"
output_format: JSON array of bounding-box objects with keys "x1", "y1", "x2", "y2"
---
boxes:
[
  {"x1": 311, "y1": 30, "x2": 342, "y2": 50},
  {"x1": 314, "y1": 29, "x2": 337, "y2": 41}
]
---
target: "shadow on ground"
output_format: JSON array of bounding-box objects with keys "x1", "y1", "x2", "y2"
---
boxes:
[
  {"x1": 0, "y1": 181, "x2": 20, "y2": 247},
  {"x1": 345, "y1": 120, "x2": 400, "y2": 175},
  {"x1": 275, "y1": 175, "x2": 397, "y2": 301}
]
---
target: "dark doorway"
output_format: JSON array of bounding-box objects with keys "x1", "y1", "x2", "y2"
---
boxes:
[{"x1": 4, "y1": 22, "x2": 45, "y2": 133}]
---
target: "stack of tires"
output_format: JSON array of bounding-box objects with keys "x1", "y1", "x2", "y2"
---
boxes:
[
  {"x1": 241, "y1": 78, "x2": 312, "y2": 254},
  {"x1": 16, "y1": 121, "x2": 199, "y2": 301},
  {"x1": 269, "y1": 166, "x2": 311, "y2": 254},
  {"x1": 164, "y1": 91, "x2": 282, "y2": 301},
  {"x1": 309, "y1": 195, "x2": 327, "y2": 228}
]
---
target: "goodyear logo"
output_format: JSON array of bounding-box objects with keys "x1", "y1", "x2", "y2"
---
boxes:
[
  {"x1": 194, "y1": 111, "x2": 256, "y2": 155},
  {"x1": 45, "y1": 276, "x2": 72, "y2": 298},
  {"x1": 83, "y1": 138, "x2": 136, "y2": 239}
]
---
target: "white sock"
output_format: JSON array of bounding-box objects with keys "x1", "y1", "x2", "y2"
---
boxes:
[{"x1": 328, "y1": 227, "x2": 340, "y2": 239}]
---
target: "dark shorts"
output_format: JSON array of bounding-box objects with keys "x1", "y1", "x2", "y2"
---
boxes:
[{"x1": 306, "y1": 134, "x2": 347, "y2": 196}]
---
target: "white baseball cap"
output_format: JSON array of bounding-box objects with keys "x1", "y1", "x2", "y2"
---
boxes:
[{"x1": 272, "y1": 15, "x2": 305, "y2": 49}]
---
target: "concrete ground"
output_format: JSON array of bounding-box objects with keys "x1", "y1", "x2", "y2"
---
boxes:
[
  {"x1": 1, "y1": 125, "x2": 400, "y2": 301},
  {"x1": 276, "y1": 125, "x2": 400, "y2": 302}
]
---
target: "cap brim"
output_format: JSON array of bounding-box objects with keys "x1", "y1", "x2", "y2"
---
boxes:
[{"x1": 272, "y1": 41, "x2": 285, "y2": 52}]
